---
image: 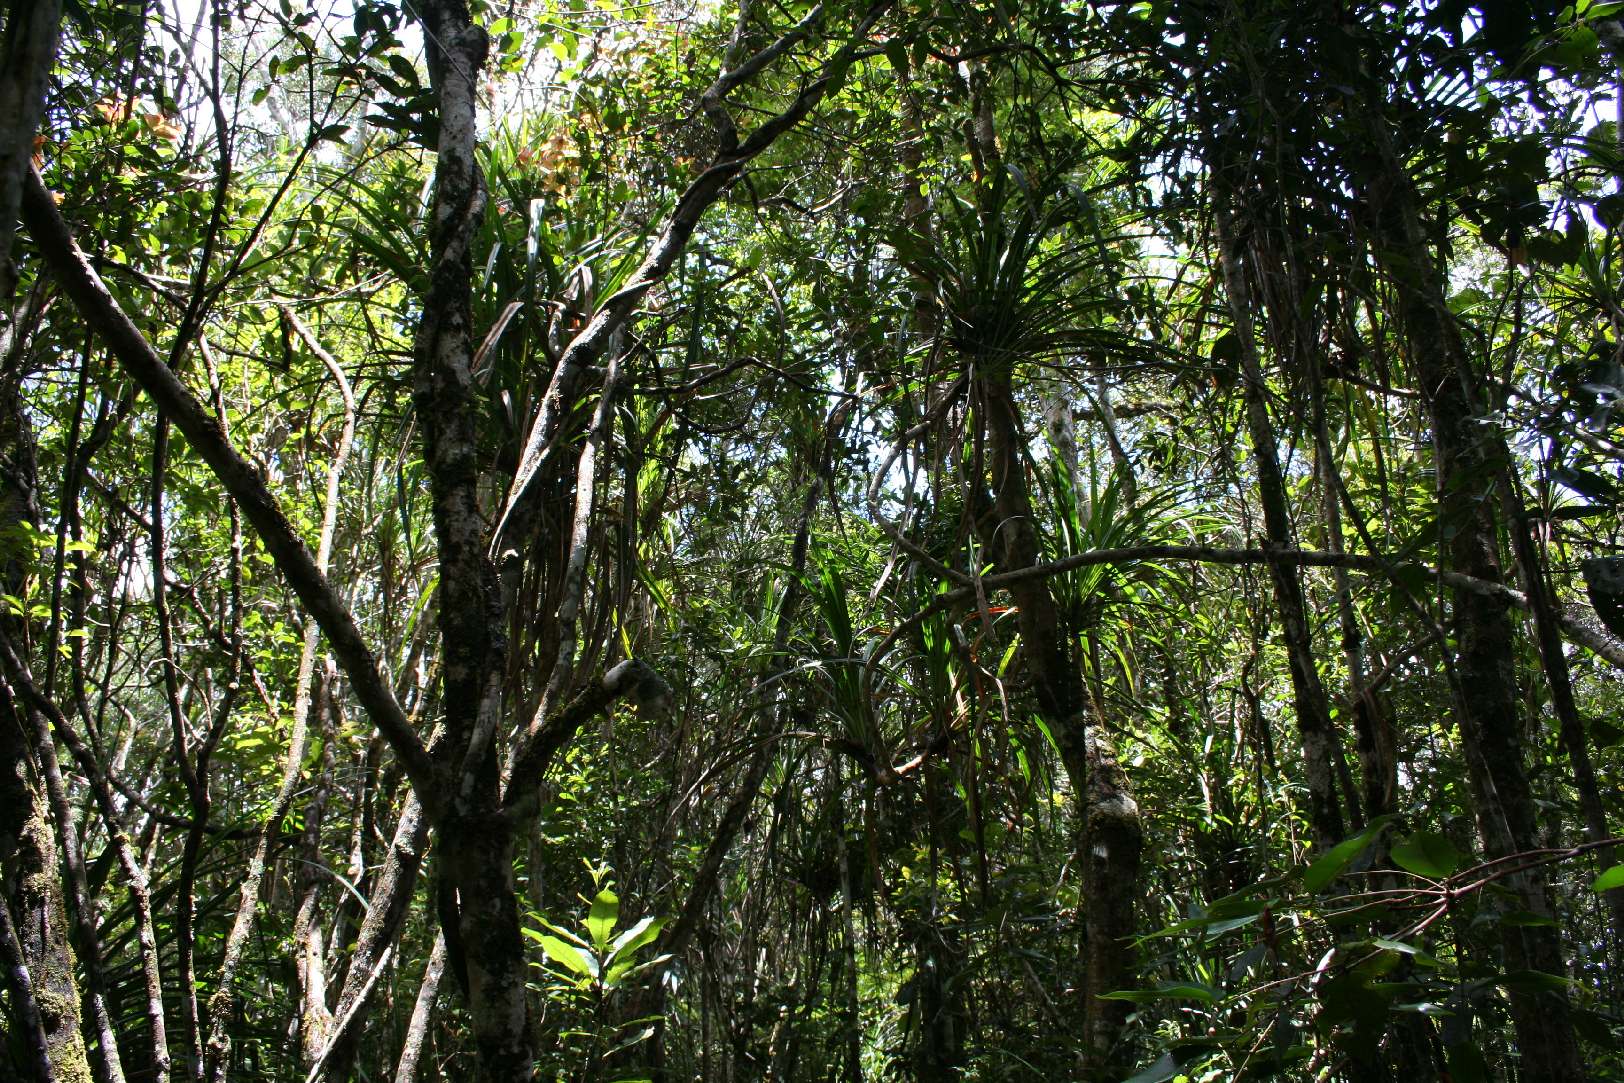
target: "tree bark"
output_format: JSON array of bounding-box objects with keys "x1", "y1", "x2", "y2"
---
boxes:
[
  {"x1": 1079, "y1": 720, "x2": 1143, "y2": 1077},
  {"x1": 0, "y1": 0, "x2": 61, "y2": 296},
  {"x1": 0, "y1": 386, "x2": 90, "y2": 1083},
  {"x1": 316, "y1": 792, "x2": 430, "y2": 1081},
  {"x1": 1500, "y1": 478, "x2": 1624, "y2": 948},
  {"x1": 0, "y1": 895, "x2": 57, "y2": 1083},
  {"x1": 1359, "y1": 121, "x2": 1587, "y2": 1082},
  {"x1": 394, "y1": 933, "x2": 447, "y2": 1083}
]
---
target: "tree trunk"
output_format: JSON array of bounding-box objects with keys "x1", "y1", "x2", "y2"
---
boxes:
[
  {"x1": 1213, "y1": 206, "x2": 1347, "y2": 850},
  {"x1": 394, "y1": 932, "x2": 446, "y2": 1083},
  {"x1": 410, "y1": 2, "x2": 535, "y2": 1077},
  {"x1": 1078, "y1": 720, "x2": 1143, "y2": 1078},
  {"x1": 319, "y1": 789, "x2": 428, "y2": 1079},
  {"x1": 976, "y1": 375, "x2": 1142, "y2": 1077},
  {"x1": 1359, "y1": 124, "x2": 1587, "y2": 1083},
  {"x1": 0, "y1": 709, "x2": 92, "y2": 1083},
  {"x1": 0, "y1": 0, "x2": 62, "y2": 295},
  {"x1": 0, "y1": 387, "x2": 91, "y2": 1083}
]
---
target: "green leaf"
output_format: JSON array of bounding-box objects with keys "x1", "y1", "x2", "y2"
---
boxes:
[
  {"x1": 1099, "y1": 981, "x2": 1217, "y2": 1003},
  {"x1": 609, "y1": 915, "x2": 664, "y2": 959},
  {"x1": 605, "y1": 951, "x2": 672, "y2": 989},
  {"x1": 1389, "y1": 831, "x2": 1463, "y2": 879},
  {"x1": 587, "y1": 889, "x2": 619, "y2": 950},
  {"x1": 1593, "y1": 865, "x2": 1624, "y2": 892},
  {"x1": 531, "y1": 917, "x2": 589, "y2": 950},
  {"x1": 385, "y1": 53, "x2": 420, "y2": 89},
  {"x1": 1497, "y1": 969, "x2": 1573, "y2": 994},
  {"x1": 537, "y1": 935, "x2": 598, "y2": 979},
  {"x1": 1204, "y1": 913, "x2": 1261, "y2": 938},
  {"x1": 1303, "y1": 818, "x2": 1392, "y2": 892},
  {"x1": 1372, "y1": 938, "x2": 1439, "y2": 967}
]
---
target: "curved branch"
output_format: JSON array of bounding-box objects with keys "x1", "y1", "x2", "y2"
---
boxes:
[{"x1": 19, "y1": 169, "x2": 435, "y2": 802}]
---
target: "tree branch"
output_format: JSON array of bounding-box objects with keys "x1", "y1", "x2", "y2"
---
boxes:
[
  {"x1": 501, "y1": 658, "x2": 672, "y2": 822},
  {"x1": 18, "y1": 168, "x2": 436, "y2": 803},
  {"x1": 490, "y1": 0, "x2": 896, "y2": 556},
  {"x1": 869, "y1": 543, "x2": 1624, "y2": 676}
]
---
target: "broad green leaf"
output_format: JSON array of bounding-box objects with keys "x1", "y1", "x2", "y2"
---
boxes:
[
  {"x1": 538, "y1": 935, "x2": 598, "y2": 980},
  {"x1": 587, "y1": 889, "x2": 619, "y2": 950},
  {"x1": 1303, "y1": 818, "x2": 1393, "y2": 892},
  {"x1": 385, "y1": 53, "x2": 420, "y2": 89},
  {"x1": 1593, "y1": 865, "x2": 1624, "y2": 892},
  {"x1": 532, "y1": 918, "x2": 590, "y2": 950},
  {"x1": 1390, "y1": 831, "x2": 1463, "y2": 879},
  {"x1": 1497, "y1": 970, "x2": 1574, "y2": 994},
  {"x1": 1205, "y1": 913, "x2": 1261, "y2": 938},
  {"x1": 610, "y1": 915, "x2": 664, "y2": 958},
  {"x1": 1372, "y1": 938, "x2": 1438, "y2": 967},
  {"x1": 606, "y1": 951, "x2": 673, "y2": 989}
]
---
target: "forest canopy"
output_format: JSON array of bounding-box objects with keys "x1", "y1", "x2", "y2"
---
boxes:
[{"x1": 2, "y1": 0, "x2": 1624, "y2": 1081}]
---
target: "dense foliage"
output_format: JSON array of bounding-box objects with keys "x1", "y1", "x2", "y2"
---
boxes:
[{"x1": 2, "y1": 1, "x2": 1624, "y2": 1081}]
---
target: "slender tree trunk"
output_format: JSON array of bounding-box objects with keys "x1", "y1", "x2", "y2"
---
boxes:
[
  {"x1": 1079, "y1": 720, "x2": 1142, "y2": 1076},
  {"x1": 394, "y1": 933, "x2": 447, "y2": 1083},
  {"x1": 909, "y1": 758, "x2": 966, "y2": 1081},
  {"x1": 294, "y1": 668, "x2": 338, "y2": 1068},
  {"x1": 835, "y1": 784, "x2": 866, "y2": 1083},
  {"x1": 1500, "y1": 476, "x2": 1624, "y2": 947},
  {"x1": 319, "y1": 792, "x2": 431, "y2": 1080},
  {"x1": 978, "y1": 378, "x2": 1087, "y2": 784},
  {"x1": 1313, "y1": 366, "x2": 1397, "y2": 826},
  {"x1": 1213, "y1": 206, "x2": 1346, "y2": 850}
]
